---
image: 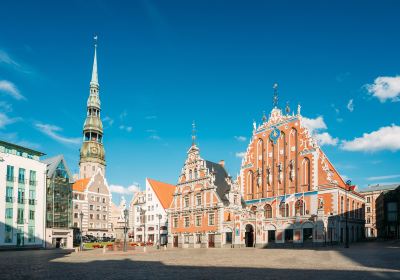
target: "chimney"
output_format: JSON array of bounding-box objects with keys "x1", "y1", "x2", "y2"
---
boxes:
[{"x1": 219, "y1": 160, "x2": 225, "y2": 168}]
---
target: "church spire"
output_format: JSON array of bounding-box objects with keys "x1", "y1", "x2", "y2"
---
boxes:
[
  {"x1": 273, "y1": 83, "x2": 279, "y2": 108},
  {"x1": 90, "y1": 35, "x2": 99, "y2": 87},
  {"x1": 192, "y1": 120, "x2": 197, "y2": 146}
]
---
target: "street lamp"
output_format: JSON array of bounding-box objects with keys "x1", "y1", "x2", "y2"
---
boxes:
[
  {"x1": 158, "y1": 214, "x2": 162, "y2": 249},
  {"x1": 141, "y1": 208, "x2": 146, "y2": 252},
  {"x1": 345, "y1": 191, "x2": 349, "y2": 248},
  {"x1": 79, "y1": 211, "x2": 84, "y2": 252},
  {"x1": 123, "y1": 208, "x2": 129, "y2": 252}
]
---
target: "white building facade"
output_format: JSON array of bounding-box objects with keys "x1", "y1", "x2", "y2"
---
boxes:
[{"x1": 0, "y1": 141, "x2": 47, "y2": 249}]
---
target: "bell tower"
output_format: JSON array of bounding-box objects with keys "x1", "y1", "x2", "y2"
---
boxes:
[{"x1": 79, "y1": 36, "x2": 106, "y2": 178}]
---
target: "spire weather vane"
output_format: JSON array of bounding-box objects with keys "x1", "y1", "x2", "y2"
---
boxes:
[
  {"x1": 94, "y1": 34, "x2": 98, "y2": 47},
  {"x1": 192, "y1": 121, "x2": 197, "y2": 145},
  {"x1": 273, "y1": 83, "x2": 279, "y2": 108}
]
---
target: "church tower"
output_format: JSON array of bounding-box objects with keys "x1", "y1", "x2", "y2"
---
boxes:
[{"x1": 79, "y1": 37, "x2": 106, "y2": 178}]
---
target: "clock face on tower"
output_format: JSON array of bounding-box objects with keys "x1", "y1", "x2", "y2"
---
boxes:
[
  {"x1": 269, "y1": 126, "x2": 281, "y2": 144},
  {"x1": 91, "y1": 147, "x2": 98, "y2": 155}
]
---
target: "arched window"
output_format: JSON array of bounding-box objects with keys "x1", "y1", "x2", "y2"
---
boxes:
[
  {"x1": 302, "y1": 157, "x2": 311, "y2": 191},
  {"x1": 295, "y1": 200, "x2": 304, "y2": 215},
  {"x1": 247, "y1": 171, "x2": 253, "y2": 198},
  {"x1": 264, "y1": 204, "x2": 272, "y2": 218},
  {"x1": 250, "y1": 205, "x2": 257, "y2": 213},
  {"x1": 279, "y1": 203, "x2": 287, "y2": 217}
]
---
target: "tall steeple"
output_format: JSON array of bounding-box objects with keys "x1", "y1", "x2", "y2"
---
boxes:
[{"x1": 79, "y1": 36, "x2": 106, "y2": 179}]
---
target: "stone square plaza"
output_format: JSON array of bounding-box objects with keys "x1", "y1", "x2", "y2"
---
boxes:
[{"x1": 1, "y1": 241, "x2": 399, "y2": 280}]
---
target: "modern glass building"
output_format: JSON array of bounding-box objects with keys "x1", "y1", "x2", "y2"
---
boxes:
[{"x1": 43, "y1": 155, "x2": 74, "y2": 249}]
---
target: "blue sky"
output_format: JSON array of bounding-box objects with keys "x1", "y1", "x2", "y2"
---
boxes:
[{"x1": 1, "y1": 1, "x2": 399, "y2": 205}]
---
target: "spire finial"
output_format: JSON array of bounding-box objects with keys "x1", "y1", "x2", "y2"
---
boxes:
[
  {"x1": 90, "y1": 35, "x2": 99, "y2": 87},
  {"x1": 285, "y1": 101, "x2": 290, "y2": 114},
  {"x1": 262, "y1": 110, "x2": 267, "y2": 122},
  {"x1": 273, "y1": 83, "x2": 278, "y2": 108},
  {"x1": 192, "y1": 120, "x2": 196, "y2": 146}
]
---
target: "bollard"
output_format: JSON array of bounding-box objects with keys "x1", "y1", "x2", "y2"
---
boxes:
[
  {"x1": 164, "y1": 245, "x2": 167, "y2": 250},
  {"x1": 143, "y1": 246, "x2": 147, "y2": 253},
  {"x1": 103, "y1": 246, "x2": 106, "y2": 254}
]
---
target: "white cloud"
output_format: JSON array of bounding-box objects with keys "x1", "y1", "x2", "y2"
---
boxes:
[
  {"x1": 102, "y1": 116, "x2": 114, "y2": 127},
  {"x1": 302, "y1": 116, "x2": 327, "y2": 134},
  {"x1": 0, "y1": 113, "x2": 20, "y2": 129},
  {"x1": 109, "y1": 183, "x2": 140, "y2": 195},
  {"x1": 35, "y1": 123, "x2": 81, "y2": 145},
  {"x1": 149, "y1": 134, "x2": 161, "y2": 140},
  {"x1": 0, "y1": 49, "x2": 20, "y2": 68},
  {"x1": 341, "y1": 124, "x2": 400, "y2": 152},
  {"x1": 367, "y1": 174, "x2": 400, "y2": 181},
  {"x1": 347, "y1": 99, "x2": 354, "y2": 112},
  {"x1": 0, "y1": 80, "x2": 26, "y2": 100},
  {"x1": 366, "y1": 75, "x2": 400, "y2": 102},
  {"x1": 0, "y1": 101, "x2": 12, "y2": 112},
  {"x1": 315, "y1": 132, "x2": 339, "y2": 146},
  {"x1": 119, "y1": 125, "x2": 133, "y2": 133},
  {"x1": 235, "y1": 152, "x2": 246, "y2": 158},
  {"x1": 234, "y1": 136, "x2": 247, "y2": 142},
  {"x1": 302, "y1": 116, "x2": 338, "y2": 146}
]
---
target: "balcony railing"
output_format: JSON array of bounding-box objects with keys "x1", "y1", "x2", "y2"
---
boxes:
[
  {"x1": 5, "y1": 197, "x2": 14, "y2": 203},
  {"x1": 29, "y1": 180, "x2": 37, "y2": 186},
  {"x1": 18, "y1": 178, "x2": 26, "y2": 184},
  {"x1": 17, "y1": 219, "x2": 24, "y2": 225},
  {"x1": 6, "y1": 176, "x2": 15, "y2": 182},
  {"x1": 28, "y1": 199, "x2": 36, "y2": 205},
  {"x1": 17, "y1": 198, "x2": 26, "y2": 204}
]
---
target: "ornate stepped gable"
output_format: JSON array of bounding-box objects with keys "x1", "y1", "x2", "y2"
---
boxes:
[{"x1": 239, "y1": 103, "x2": 349, "y2": 204}]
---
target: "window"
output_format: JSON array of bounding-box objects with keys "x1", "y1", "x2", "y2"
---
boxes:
[
  {"x1": 234, "y1": 195, "x2": 238, "y2": 205},
  {"x1": 295, "y1": 200, "x2": 304, "y2": 215},
  {"x1": 196, "y1": 234, "x2": 201, "y2": 244},
  {"x1": 184, "y1": 235, "x2": 189, "y2": 244},
  {"x1": 4, "y1": 225, "x2": 13, "y2": 243},
  {"x1": 29, "y1": 170, "x2": 36, "y2": 186},
  {"x1": 96, "y1": 214, "x2": 100, "y2": 220},
  {"x1": 366, "y1": 207, "x2": 371, "y2": 213},
  {"x1": 6, "y1": 187, "x2": 13, "y2": 202},
  {"x1": 366, "y1": 197, "x2": 370, "y2": 203},
  {"x1": 5, "y1": 208, "x2": 13, "y2": 219},
  {"x1": 340, "y1": 196, "x2": 344, "y2": 215},
  {"x1": 75, "y1": 204, "x2": 79, "y2": 209},
  {"x1": 90, "y1": 214, "x2": 94, "y2": 219},
  {"x1": 264, "y1": 204, "x2": 272, "y2": 218},
  {"x1": 74, "y1": 213, "x2": 78, "y2": 218},
  {"x1": 6, "y1": 165, "x2": 14, "y2": 181},
  {"x1": 367, "y1": 217, "x2": 371, "y2": 224},
  {"x1": 29, "y1": 210, "x2": 35, "y2": 220},
  {"x1": 208, "y1": 213, "x2": 215, "y2": 226},
  {"x1": 196, "y1": 194, "x2": 202, "y2": 206},
  {"x1": 17, "y1": 208, "x2": 24, "y2": 224},
  {"x1": 184, "y1": 217, "x2": 190, "y2": 227},
  {"x1": 18, "y1": 168, "x2": 25, "y2": 183},
  {"x1": 184, "y1": 196, "x2": 189, "y2": 208},
  {"x1": 173, "y1": 217, "x2": 178, "y2": 228},
  {"x1": 189, "y1": 170, "x2": 192, "y2": 180},
  {"x1": 102, "y1": 198, "x2": 106, "y2": 203},
  {"x1": 89, "y1": 205, "x2": 94, "y2": 210},
  {"x1": 279, "y1": 203, "x2": 287, "y2": 217},
  {"x1": 195, "y1": 215, "x2": 202, "y2": 226},
  {"x1": 96, "y1": 197, "x2": 100, "y2": 202},
  {"x1": 103, "y1": 215, "x2": 106, "y2": 220}
]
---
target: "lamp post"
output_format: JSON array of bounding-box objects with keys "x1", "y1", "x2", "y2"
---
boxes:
[
  {"x1": 158, "y1": 214, "x2": 162, "y2": 249},
  {"x1": 345, "y1": 191, "x2": 349, "y2": 248},
  {"x1": 79, "y1": 211, "x2": 84, "y2": 252},
  {"x1": 123, "y1": 208, "x2": 129, "y2": 252},
  {"x1": 141, "y1": 208, "x2": 146, "y2": 252}
]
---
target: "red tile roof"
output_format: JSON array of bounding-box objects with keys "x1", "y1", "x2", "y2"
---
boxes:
[
  {"x1": 147, "y1": 178, "x2": 176, "y2": 209},
  {"x1": 72, "y1": 178, "x2": 90, "y2": 192}
]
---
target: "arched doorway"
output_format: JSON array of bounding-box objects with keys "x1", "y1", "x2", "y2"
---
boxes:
[{"x1": 245, "y1": 224, "x2": 254, "y2": 247}]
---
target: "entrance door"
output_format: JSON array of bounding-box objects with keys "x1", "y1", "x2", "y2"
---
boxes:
[
  {"x1": 245, "y1": 224, "x2": 254, "y2": 247},
  {"x1": 173, "y1": 236, "x2": 178, "y2": 248},
  {"x1": 268, "y1": 230, "x2": 276, "y2": 243},
  {"x1": 16, "y1": 228, "x2": 24, "y2": 247},
  {"x1": 208, "y1": 234, "x2": 215, "y2": 248}
]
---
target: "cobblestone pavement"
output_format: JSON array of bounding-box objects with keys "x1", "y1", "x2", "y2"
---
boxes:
[{"x1": 1, "y1": 241, "x2": 399, "y2": 280}]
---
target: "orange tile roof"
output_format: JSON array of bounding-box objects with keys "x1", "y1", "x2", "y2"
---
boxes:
[
  {"x1": 72, "y1": 178, "x2": 90, "y2": 192},
  {"x1": 147, "y1": 178, "x2": 176, "y2": 209}
]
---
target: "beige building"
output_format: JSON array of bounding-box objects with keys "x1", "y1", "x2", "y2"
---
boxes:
[
  {"x1": 360, "y1": 184, "x2": 398, "y2": 238},
  {"x1": 72, "y1": 170, "x2": 112, "y2": 238}
]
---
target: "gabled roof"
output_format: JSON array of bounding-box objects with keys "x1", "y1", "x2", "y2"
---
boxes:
[
  {"x1": 147, "y1": 178, "x2": 176, "y2": 209},
  {"x1": 73, "y1": 178, "x2": 91, "y2": 192},
  {"x1": 205, "y1": 160, "x2": 231, "y2": 204},
  {"x1": 42, "y1": 155, "x2": 73, "y2": 182},
  {"x1": 359, "y1": 184, "x2": 399, "y2": 193}
]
